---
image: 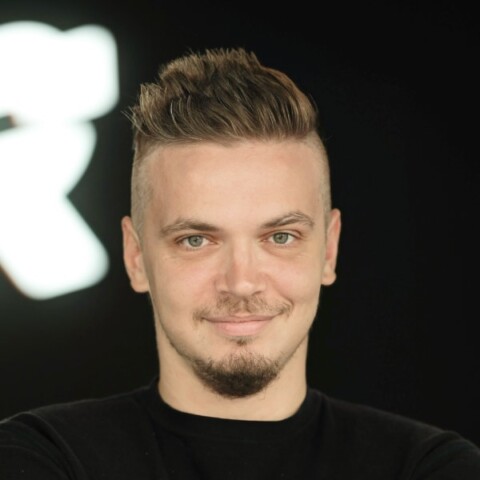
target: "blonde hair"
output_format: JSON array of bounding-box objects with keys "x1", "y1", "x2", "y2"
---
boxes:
[{"x1": 126, "y1": 47, "x2": 330, "y2": 233}]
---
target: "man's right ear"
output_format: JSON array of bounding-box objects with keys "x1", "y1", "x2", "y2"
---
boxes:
[{"x1": 121, "y1": 216, "x2": 149, "y2": 293}]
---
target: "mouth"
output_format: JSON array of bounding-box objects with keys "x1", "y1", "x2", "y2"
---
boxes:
[{"x1": 204, "y1": 315, "x2": 274, "y2": 337}]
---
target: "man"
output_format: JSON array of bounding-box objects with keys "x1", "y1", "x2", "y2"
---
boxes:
[{"x1": 1, "y1": 47, "x2": 479, "y2": 479}]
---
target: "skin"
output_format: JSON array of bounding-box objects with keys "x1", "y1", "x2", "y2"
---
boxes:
[{"x1": 122, "y1": 139, "x2": 341, "y2": 420}]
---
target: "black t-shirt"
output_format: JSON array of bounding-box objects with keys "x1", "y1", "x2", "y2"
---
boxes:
[{"x1": 1, "y1": 378, "x2": 479, "y2": 479}]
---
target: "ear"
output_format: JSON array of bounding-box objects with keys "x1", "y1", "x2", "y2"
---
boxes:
[
  {"x1": 321, "y1": 208, "x2": 342, "y2": 286},
  {"x1": 121, "y1": 216, "x2": 149, "y2": 293}
]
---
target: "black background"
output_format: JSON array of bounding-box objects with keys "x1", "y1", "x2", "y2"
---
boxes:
[{"x1": 1, "y1": 0, "x2": 478, "y2": 446}]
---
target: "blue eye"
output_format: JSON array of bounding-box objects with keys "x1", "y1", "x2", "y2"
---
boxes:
[
  {"x1": 271, "y1": 232, "x2": 294, "y2": 244},
  {"x1": 181, "y1": 235, "x2": 206, "y2": 248}
]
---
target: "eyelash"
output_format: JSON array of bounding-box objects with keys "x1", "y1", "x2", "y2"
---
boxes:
[
  {"x1": 268, "y1": 232, "x2": 296, "y2": 246},
  {"x1": 177, "y1": 235, "x2": 211, "y2": 250},
  {"x1": 176, "y1": 232, "x2": 299, "y2": 251}
]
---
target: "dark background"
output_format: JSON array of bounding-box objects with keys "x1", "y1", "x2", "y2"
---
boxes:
[{"x1": 1, "y1": 0, "x2": 478, "y2": 446}]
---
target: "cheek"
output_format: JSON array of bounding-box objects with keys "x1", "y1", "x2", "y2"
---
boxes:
[
  {"x1": 269, "y1": 255, "x2": 323, "y2": 304},
  {"x1": 149, "y1": 255, "x2": 214, "y2": 312}
]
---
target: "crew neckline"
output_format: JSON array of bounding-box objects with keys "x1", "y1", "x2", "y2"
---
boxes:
[{"x1": 142, "y1": 377, "x2": 323, "y2": 443}]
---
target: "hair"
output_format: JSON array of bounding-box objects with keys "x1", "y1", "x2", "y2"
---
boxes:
[{"x1": 126, "y1": 47, "x2": 331, "y2": 234}]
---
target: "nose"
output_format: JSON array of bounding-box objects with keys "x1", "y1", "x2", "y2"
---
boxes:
[{"x1": 215, "y1": 242, "x2": 266, "y2": 298}]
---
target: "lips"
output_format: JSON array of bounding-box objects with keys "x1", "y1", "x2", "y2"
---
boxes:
[{"x1": 204, "y1": 315, "x2": 274, "y2": 337}]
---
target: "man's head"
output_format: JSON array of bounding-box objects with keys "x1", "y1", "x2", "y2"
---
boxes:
[
  {"x1": 122, "y1": 47, "x2": 341, "y2": 403},
  {"x1": 127, "y1": 47, "x2": 331, "y2": 236}
]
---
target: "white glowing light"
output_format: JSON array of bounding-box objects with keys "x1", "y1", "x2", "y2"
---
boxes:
[
  {"x1": 0, "y1": 22, "x2": 118, "y2": 123},
  {"x1": 0, "y1": 21, "x2": 118, "y2": 299}
]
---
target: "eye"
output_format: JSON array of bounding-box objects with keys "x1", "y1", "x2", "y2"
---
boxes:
[
  {"x1": 179, "y1": 235, "x2": 208, "y2": 249},
  {"x1": 269, "y1": 232, "x2": 295, "y2": 245}
]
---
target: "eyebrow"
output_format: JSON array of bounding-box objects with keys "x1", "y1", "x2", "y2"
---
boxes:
[
  {"x1": 160, "y1": 210, "x2": 315, "y2": 237},
  {"x1": 160, "y1": 220, "x2": 220, "y2": 236},
  {"x1": 261, "y1": 211, "x2": 315, "y2": 229}
]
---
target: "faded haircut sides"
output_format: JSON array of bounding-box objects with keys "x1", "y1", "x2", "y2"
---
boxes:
[{"x1": 125, "y1": 47, "x2": 331, "y2": 236}]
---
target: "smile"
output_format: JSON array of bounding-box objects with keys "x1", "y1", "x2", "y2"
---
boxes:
[{"x1": 204, "y1": 315, "x2": 274, "y2": 337}]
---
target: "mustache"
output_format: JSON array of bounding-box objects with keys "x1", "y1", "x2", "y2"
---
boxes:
[{"x1": 193, "y1": 295, "x2": 292, "y2": 320}]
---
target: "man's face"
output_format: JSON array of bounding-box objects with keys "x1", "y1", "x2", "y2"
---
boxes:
[{"x1": 122, "y1": 139, "x2": 341, "y2": 397}]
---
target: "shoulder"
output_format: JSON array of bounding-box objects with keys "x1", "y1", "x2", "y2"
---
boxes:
[
  {"x1": 310, "y1": 389, "x2": 480, "y2": 479},
  {"x1": 32, "y1": 384, "x2": 150, "y2": 425},
  {"x1": 1, "y1": 383, "x2": 151, "y2": 440},
  {"x1": 316, "y1": 389, "x2": 444, "y2": 439},
  {"x1": 0, "y1": 383, "x2": 158, "y2": 479}
]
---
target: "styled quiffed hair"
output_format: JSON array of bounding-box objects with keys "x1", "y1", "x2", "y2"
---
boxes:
[{"x1": 127, "y1": 47, "x2": 330, "y2": 233}]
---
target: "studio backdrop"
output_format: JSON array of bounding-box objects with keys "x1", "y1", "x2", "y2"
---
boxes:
[{"x1": 1, "y1": 0, "x2": 478, "y2": 446}]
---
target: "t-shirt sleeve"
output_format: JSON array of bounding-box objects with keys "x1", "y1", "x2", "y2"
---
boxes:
[
  {"x1": 0, "y1": 447, "x2": 69, "y2": 480},
  {"x1": 409, "y1": 432, "x2": 480, "y2": 479},
  {"x1": 0, "y1": 415, "x2": 85, "y2": 480}
]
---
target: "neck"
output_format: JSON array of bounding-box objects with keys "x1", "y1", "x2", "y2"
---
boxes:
[{"x1": 157, "y1": 340, "x2": 309, "y2": 421}]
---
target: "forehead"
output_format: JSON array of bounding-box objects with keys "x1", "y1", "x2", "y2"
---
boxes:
[{"x1": 144, "y1": 139, "x2": 326, "y2": 225}]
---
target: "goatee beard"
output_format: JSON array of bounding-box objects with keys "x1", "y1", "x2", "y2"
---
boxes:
[
  {"x1": 192, "y1": 351, "x2": 281, "y2": 398},
  {"x1": 162, "y1": 294, "x2": 292, "y2": 398}
]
